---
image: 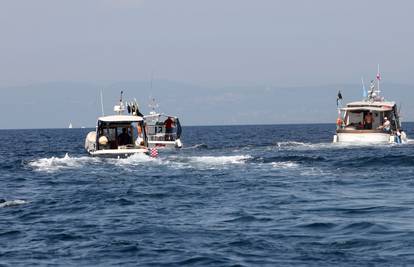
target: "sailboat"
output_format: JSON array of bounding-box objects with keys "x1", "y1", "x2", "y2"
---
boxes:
[{"x1": 68, "y1": 122, "x2": 73, "y2": 129}]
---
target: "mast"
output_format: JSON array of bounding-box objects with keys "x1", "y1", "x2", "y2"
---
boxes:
[
  {"x1": 376, "y1": 64, "x2": 381, "y2": 95},
  {"x1": 100, "y1": 89, "x2": 105, "y2": 116}
]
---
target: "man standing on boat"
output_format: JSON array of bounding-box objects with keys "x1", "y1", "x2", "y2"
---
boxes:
[
  {"x1": 364, "y1": 112, "x2": 374, "y2": 129},
  {"x1": 164, "y1": 117, "x2": 175, "y2": 141}
]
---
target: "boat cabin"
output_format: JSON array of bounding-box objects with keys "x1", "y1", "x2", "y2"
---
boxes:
[
  {"x1": 96, "y1": 115, "x2": 146, "y2": 150},
  {"x1": 85, "y1": 115, "x2": 148, "y2": 157},
  {"x1": 339, "y1": 101, "x2": 399, "y2": 131},
  {"x1": 145, "y1": 114, "x2": 182, "y2": 141}
]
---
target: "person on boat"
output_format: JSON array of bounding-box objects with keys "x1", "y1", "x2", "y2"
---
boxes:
[
  {"x1": 396, "y1": 129, "x2": 402, "y2": 144},
  {"x1": 118, "y1": 128, "x2": 131, "y2": 146},
  {"x1": 364, "y1": 112, "x2": 374, "y2": 129},
  {"x1": 400, "y1": 129, "x2": 407, "y2": 142},
  {"x1": 378, "y1": 117, "x2": 391, "y2": 132},
  {"x1": 164, "y1": 117, "x2": 175, "y2": 141}
]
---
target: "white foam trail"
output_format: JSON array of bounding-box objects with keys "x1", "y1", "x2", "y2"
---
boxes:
[
  {"x1": 115, "y1": 152, "x2": 159, "y2": 165},
  {"x1": 276, "y1": 141, "x2": 309, "y2": 148},
  {"x1": 0, "y1": 200, "x2": 27, "y2": 208},
  {"x1": 182, "y1": 144, "x2": 207, "y2": 150},
  {"x1": 29, "y1": 153, "x2": 99, "y2": 172},
  {"x1": 271, "y1": 161, "x2": 299, "y2": 169},
  {"x1": 276, "y1": 141, "x2": 335, "y2": 150},
  {"x1": 189, "y1": 155, "x2": 251, "y2": 165},
  {"x1": 275, "y1": 141, "x2": 398, "y2": 150},
  {"x1": 161, "y1": 155, "x2": 252, "y2": 169}
]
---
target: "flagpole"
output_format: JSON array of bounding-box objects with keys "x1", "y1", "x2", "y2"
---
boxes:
[{"x1": 377, "y1": 64, "x2": 380, "y2": 94}]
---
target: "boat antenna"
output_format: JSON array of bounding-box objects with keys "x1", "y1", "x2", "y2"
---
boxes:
[
  {"x1": 376, "y1": 64, "x2": 381, "y2": 95},
  {"x1": 148, "y1": 97, "x2": 159, "y2": 114},
  {"x1": 100, "y1": 89, "x2": 105, "y2": 116},
  {"x1": 113, "y1": 90, "x2": 125, "y2": 115}
]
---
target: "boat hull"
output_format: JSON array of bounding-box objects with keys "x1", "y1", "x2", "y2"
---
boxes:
[
  {"x1": 334, "y1": 130, "x2": 393, "y2": 144},
  {"x1": 88, "y1": 148, "x2": 148, "y2": 158},
  {"x1": 148, "y1": 139, "x2": 182, "y2": 149}
]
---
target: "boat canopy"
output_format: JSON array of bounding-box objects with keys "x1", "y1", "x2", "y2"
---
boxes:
[
  {"x1": 341, "y1": 100, "x2": 396, "y2": 112},
  {"x1": 144, "y1": 113, "x2": 178, "y2": 119},
  {"x1": 98, "y1": 115, "x2": 143, "y2": 123}
]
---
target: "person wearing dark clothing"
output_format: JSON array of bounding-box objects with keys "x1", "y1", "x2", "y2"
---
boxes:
[
  {"x1": 364, "y1": 112, "x2": 374, "y2": 129},
  {"x1": 164, "y1": 117, "x2": 174, "y2": 141},
  {"x1": 118, "y1": 128, "x2": 131, "y2": 146}
]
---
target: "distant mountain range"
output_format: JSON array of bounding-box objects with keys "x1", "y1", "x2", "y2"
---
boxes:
[{"x1": 0, "y1": 80, "x2": 413, "y2": 129}]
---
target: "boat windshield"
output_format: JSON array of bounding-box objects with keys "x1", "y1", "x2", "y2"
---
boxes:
[
  {"x1": 341, "y1": 110, "x2": 393, "y2": 130},
  {"x1": 97, "y1": 121, "x2": 145, "y2": 150}
]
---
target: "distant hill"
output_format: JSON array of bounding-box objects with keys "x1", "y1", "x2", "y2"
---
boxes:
[{"x1": 0, "y1": 80, "x2": 413, "y2": 129}]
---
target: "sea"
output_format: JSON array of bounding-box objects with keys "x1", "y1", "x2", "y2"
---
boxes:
[{"x1": 1, "y1": 123, "x2": 414, "y2": 266}]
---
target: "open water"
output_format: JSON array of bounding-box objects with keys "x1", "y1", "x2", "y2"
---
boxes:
[{"x1": 1, "y1": 124, "x2": 414, "y2": 266}]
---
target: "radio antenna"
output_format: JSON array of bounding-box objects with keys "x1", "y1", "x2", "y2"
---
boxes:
[{"x1": 100, "y1": 89, "x2": 105, "y2": 116}]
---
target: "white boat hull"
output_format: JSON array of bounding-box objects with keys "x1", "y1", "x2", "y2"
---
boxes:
[
  {"x1": 334, "y1": 131, "x2": 393, "y2": 144},
  {"x1": 148, "y1": 139, "x2": 182, "y2": 149},
  {"x1": 88, "y1": 148, "x2": 148, "y2": 158}
]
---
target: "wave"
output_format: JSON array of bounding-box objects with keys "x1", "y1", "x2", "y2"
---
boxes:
[
  {"x1": 271, "y1": 161, "x2": 300, "y2": 169},
  {"x1": 275, "y1": 140, "x2": 401, "y2": 151},
  {"x1": 0, "y1": 199, "x2": 27, "y2": 208},
  {"x1": 182, "y1": 144, "x2": 208, "y2": 150},
  {"x1": 188, "y1": 155, "x2": 251, "y2": 165},
  {"x1": 116, "y1": 152, "x2": 158, "y2": 165},
  {"x1": 276, "y1": 141, "x2": 310, "y2": 148},
  {"x1": 159, "y1": 154, "x2": 252, "y2": 170},
  {"x1": 335, "y1": 154, "x2": 414, "y2": 168},
  {"x1": 254, "y1": 155, "x2": 327, "y2": 164},
  {"x1": 29, "y1": 153, "x2": 99, "y2": 172}
]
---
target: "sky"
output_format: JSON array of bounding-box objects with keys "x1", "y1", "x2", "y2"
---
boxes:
[{"x1": 0, "y1": 0, "x2": 413, "y2": 128}]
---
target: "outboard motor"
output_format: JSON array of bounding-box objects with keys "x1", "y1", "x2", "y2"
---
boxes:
[
  {"x1": 175, "y1": 118, "x2": 183, "y2": 148},
  {"x1": 175, "y1": 139, "x2": 183, "y2": 148},
  {"x1": 85, "y1": 131, "x2": 97, "y2": 152}
]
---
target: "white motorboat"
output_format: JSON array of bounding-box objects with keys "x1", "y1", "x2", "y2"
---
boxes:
[
  {"x1": 143, "y1": 99, "x2": 183, "y2": 149},
  {"x1": 333, "y1": 70, "x2": 407, "y2": 144},
  {"x1": 85, "y1": 92, "x2": 149, "y2": 158}
]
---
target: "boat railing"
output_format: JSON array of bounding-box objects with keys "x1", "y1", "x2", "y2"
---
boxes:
[
  {"x1": 146, "y1": 125, "x2": 178, "y2": 142},
  {"x1": 147, "y1": 133, "x2": 177, "y2": 142}
]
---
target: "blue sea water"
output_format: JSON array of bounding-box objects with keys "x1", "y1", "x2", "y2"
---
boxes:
[{"x1": 1, "y1": 123, "x2": 414, "y2": 266}]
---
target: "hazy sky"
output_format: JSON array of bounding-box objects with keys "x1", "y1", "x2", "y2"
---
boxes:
[{"x1": 1, "y1": 0, "x2": 413, "y2": 87}]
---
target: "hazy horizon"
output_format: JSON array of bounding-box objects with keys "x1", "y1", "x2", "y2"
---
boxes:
[
  {"x1": 1, "y1": 0, "x2": 413, "y2": 128},
  {"x1": 1, "y1": 79, "x2": 413, "y2": 129}
]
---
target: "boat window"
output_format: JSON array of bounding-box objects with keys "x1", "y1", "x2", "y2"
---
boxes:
[{"x1": 345, "y1": 111, "x2": 364, "y2": 129}]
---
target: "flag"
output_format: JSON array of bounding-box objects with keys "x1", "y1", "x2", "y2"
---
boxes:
[
  {"x1": 336, "y1": 90, "x2": 343, "y2": 107},
  {"x1": 362, "y1": 77, "x2": 367, "y2": 98},
  {"x1": 150, "y1": 147, "x2": 158, "y2": 158}
]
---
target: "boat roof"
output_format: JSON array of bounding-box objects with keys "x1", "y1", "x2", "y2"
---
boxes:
[
  {"x1": 341, "y1": 101, "x2": 395, "y2": 111},
  {"x1": 98, "y1": 115, "x2": 143, "y2": 122},
  {"x1": 341, "y1": 106, "x2": 393, "y2": 112},
  {"x1": 346, "y1": 100, "x2": 395, "y2": 107},
  {"x1": 144, "y1": 112, "x2": 178, "y2": 119}
]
